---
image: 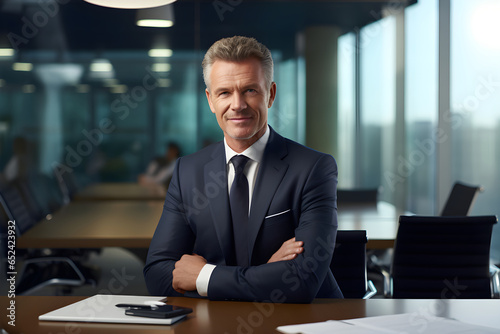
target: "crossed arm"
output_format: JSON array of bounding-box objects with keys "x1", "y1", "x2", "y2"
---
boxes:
[{"x1": 172, "y1": 237, "x2": 304, "y2": 294}]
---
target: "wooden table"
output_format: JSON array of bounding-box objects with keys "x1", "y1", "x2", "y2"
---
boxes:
[
  {"x1": 17, "y1": 201, "x2": 402, "y2": 250},
  {"x1": 17, "y1": 201, "x2": 164, "y2": 248},
  {"x1": 1, "y1": 296, "x2": 499, "y2": 334},
  {"x1": 337, "y1": 201, "x2": 411, "y2": 249},
  {"x1": 74, "y1": 183, "x2": 166, "y2": 201}
]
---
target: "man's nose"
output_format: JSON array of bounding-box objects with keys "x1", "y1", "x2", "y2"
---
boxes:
[{"x1": 231, "y1": 93, "x2": 247, "y2": 111}]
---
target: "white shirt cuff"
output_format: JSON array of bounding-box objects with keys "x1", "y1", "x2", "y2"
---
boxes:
[{"x1": 196, "y1": 263, "x2": 216, "y2": 297}]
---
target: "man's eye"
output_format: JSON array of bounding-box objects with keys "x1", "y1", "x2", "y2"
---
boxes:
[{"x1": 246, "y1": 89, "x2": 256, "y2": 93}]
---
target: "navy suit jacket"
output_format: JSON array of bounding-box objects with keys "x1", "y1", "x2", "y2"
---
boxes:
[{"x1": 144, "y1": 127, "x2": 343, "y2": 303}]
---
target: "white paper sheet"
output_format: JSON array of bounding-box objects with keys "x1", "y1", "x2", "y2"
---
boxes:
[{"x1": 277, "y1": 313, "x2": 500, "y2": 334}]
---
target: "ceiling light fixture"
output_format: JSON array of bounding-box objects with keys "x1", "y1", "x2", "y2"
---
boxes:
[
  {"x1": 90, "y1": 59, "x2": 113, "y2": 72},
  {"x1": 148, "y1": 49, "x2": 173, "y2": 57},
  {"x1": 0, "y1": 48, "x2": 15, "y2": 57},
  {"x1": 152, "y1": 63, "x2": 171, "y2": 72},
  {"x1": 137, "y1": 5, "x2": 174, "y2": 27},
  {"x1": 84, "y1": 0, "x2": 176, "y2": 9},
  {"x1": 13, "y1": 62, "x2": 33, "y2": 71}
]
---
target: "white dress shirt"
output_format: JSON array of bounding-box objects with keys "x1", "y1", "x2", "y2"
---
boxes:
[{"x1": 195, "y1": 126, "x2": 270, "y2": 296}]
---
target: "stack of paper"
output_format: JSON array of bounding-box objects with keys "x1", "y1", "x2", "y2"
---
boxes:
[{"x1": 277, "y1": 313, "x2": 499, "y2": 334}]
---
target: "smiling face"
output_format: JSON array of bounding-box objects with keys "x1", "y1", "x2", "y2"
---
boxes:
[{"x1": 205, "y1": 57, "x2": 276, "y2": 152}]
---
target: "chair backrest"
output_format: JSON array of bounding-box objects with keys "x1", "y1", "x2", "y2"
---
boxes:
[
  {"x1": 0, "y1": 180, "x2": 37, "y2": 235},
  {"x1": 330, "y1": 230, "x2": 368, "y2": 298},
  {"x1": 391, "y1": 215, "x2": 497, "y2": 298},
  {"x1": 337, "y1": 188, "x2": 378, "y2": 204},
  {"x1": 440, "y1": 181, "x2": 482, "y2": 216},
  {"x1": 25, "y1": 173, "x2": 65, "y2": 217}
]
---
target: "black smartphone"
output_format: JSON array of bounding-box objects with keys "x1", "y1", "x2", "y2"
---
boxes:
[{"x1": 124, "y1": 305, "x2": 193, "y2": 319}]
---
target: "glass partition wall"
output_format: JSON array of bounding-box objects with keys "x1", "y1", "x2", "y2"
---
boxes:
[{"x1": 0, "y1": 2, "x2": 305, "y2": 184}]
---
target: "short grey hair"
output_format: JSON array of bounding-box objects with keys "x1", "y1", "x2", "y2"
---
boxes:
[{"x1": 202, "y1": 36, "x2": 274, "y2": 90}]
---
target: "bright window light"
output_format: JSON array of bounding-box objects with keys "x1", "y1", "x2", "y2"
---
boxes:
[
  {"x1": 148, "y1": 49, "x2": 173, "y2": 57},
  {"x1": 470, "y1": 1, "x2": 500, "y2": 50},
  {"x1": 13, "y1": 63, "x2": 33, "y2": 71}
]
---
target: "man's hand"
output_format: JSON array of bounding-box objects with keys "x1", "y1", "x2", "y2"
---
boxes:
[
  {"x1": 267, "y1": 237, "x2": 304, "y2": 263},
  {"x1": 173, "y1": 254, "x2": 207, "y2": 294}
]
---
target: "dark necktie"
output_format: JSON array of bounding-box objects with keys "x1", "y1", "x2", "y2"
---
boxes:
[{"x1": 230, "y1": 155, "x2": 250, "y2": 267}]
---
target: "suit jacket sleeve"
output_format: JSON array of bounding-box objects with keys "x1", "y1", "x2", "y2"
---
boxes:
[
  {"x1": 208, "y1": 153, "x2": 338, "y2": 303},
  {"x1": 143, "y1": 159, "x2": 201, "y2": 298}
]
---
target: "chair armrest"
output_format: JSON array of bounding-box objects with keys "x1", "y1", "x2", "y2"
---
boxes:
[
  {"x1": 363, "y1": 280, "x2": 378, "y2": 299},
  {"x1": 381, "y1": 268, "x2": 392, "y2": 298},
  {"x1": 490, "y1": 264, "x2": 500, "y2": 299}
]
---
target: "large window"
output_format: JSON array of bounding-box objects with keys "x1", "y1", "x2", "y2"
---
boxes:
[
  {"x1": 404, "y1": 0, "x2": 438, "y2": 214},
  {"x1": 450, "y1": 0, "x2": 500, "y2": 262},
  {"x1": 359, "y1": 16, "x2": 396, "y2": 203},
  {"x1": 337, "y1": 32, "x2": 356, "y2": 188}
]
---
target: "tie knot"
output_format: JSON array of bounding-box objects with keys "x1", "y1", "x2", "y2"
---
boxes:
[{"x1": 231, "y1": 155, "x2": 249, "y2": 174}]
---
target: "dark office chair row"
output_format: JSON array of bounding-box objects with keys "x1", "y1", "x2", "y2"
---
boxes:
[
  {"x1": 386, "y1": 215, "x2": 499, "y2": 299},
  {"x1": 0, "y1": 172, "x2": 99, "y2": 295},
  {"x1": 337, "y1": 181, "x2": 483, "y2": 216},
  {"x1": 337, "y1": 181, "x2": 499, "y2": 299}
]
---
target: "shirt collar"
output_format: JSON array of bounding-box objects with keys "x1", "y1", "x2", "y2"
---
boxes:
[{"x1": 224, "y1": 125, "x2": 270, "y2": 165}]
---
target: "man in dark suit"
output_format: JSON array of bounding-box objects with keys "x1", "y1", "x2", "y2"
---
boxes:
[{"x1": 144, "y1": 36, "x2": 342, "y2": 303}]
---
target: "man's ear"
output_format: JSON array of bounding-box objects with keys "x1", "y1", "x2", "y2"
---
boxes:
[
  {"x1": 267, "y1": 82, "x2": 277, "y2": 108},
  {"x1": 205, "y1": 88, "x2": 215, "y2": 114}
]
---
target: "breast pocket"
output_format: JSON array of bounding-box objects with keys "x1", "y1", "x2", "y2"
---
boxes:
[
  {"x1": 264, "y1": 209, "x2": 292, "y2": 226},
  {"x1": 253, "y1": 209, "x2": 296, "y2": 263}
]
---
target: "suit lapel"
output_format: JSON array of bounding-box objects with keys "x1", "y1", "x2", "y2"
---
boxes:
[
  {"x1": 247, "y1": 128, "x2": 289, "y2": 262},
  {"x1": 204, "y1": 143, "x2": 235, "y2": 265}
]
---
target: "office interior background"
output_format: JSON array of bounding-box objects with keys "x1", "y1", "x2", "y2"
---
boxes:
[{"x1": 0, "y1": 0, "x2": 499, "y2": 264}]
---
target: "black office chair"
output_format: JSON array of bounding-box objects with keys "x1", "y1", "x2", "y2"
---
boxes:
[
  {"x1": 19, "y1": 173, "x2": 66, "y2": 220},
  {"x1": 0, "y1": 180, "x2": 99, "y2": 295},
  {"x1": 337, "y1": 188, "x2": 379, "y2": 204},
  {"x1": 330, "y1": 230, "x2": 377, "y2": 299},
  {"x1": 54, "y1": 169, "x2": 82, "y2": 204},
  {"x1": 386, "y1": 215, "x2": 499, "y2": 299},
  {"x1": 440, "y1": 181, "x2": 483, "y2": 216},
  {"x1": 0, "y1": 179, "x2": 38, "y2": 235}
]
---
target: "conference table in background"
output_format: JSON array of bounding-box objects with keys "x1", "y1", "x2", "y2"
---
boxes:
[
  {"x1": 74, "y1": 182, "x2": 167, "y2": 201},
  {"x1": 1, "y1": 296, "x2": 499, "y2": 334},
  {"x1": 17, "y1": 199, "x2": 404, "y2": 250}
]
